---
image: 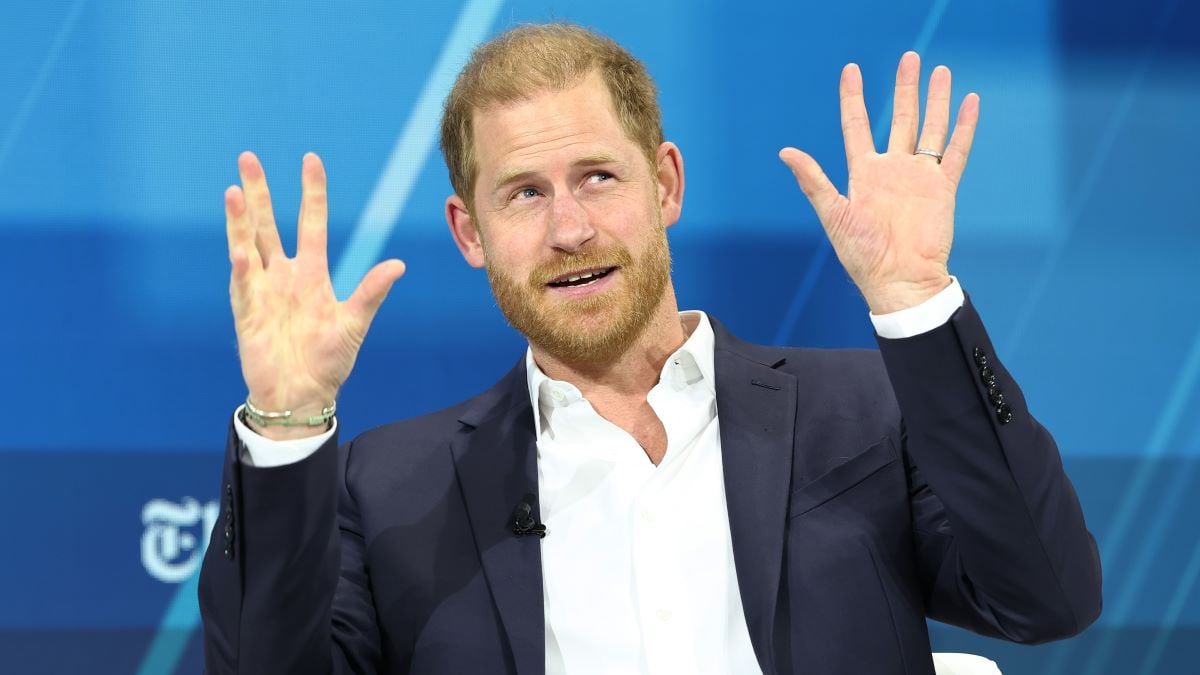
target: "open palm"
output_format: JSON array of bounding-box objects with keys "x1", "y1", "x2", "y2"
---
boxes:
[
  {"x1": 225, "y1": 152, "x2": 405, "y2": 434},
  {"x1": 781, "y1": 52, "x2": 979, "y2": 314}
]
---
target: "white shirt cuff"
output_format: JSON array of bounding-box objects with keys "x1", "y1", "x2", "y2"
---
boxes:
[
  {"x1": 869, "y1": 277, "x2": 965, "y2": 339},
  {"x1": 233, "y1": 404, "x2": 336, "y2": 468}
]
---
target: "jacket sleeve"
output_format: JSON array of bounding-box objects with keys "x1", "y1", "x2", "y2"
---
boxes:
[
  {"x1": 198, "y1": 425, "x2": 381, "y2": 673},
  {"x1": 876, "y1": 296, "x2": 1103, "y2": 643}
]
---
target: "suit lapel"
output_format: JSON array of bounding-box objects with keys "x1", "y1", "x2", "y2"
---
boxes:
[
  {"x1": 712, "y1": 321, "x2": 796, "y2": 675},
  {"x1": 447, "y1": 323, "x2": 794, "y2": 675},
  {"x1": 451, "y1": 362, "x2": 545, "y2": 675}
]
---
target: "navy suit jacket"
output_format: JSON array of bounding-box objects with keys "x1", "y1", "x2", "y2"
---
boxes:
[{"x1": 199, "y1": 299, "x2": 1102, "y2": 674}]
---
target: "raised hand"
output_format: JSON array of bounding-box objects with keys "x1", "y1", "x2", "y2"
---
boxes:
[
  {"x1": 780, "y1": 52, "x2": 979, "y2": 314},
  {"x1": 225, "y1": 152, "x2": 406, "y2": 438}
]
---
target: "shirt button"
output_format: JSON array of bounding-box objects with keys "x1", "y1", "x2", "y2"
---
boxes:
[
  {"x1": 550, "y1": 389, "x2": 565, "y2": 403},
  {"x1": 656, "y1": 608, "x2": 672, "y2": 623}
]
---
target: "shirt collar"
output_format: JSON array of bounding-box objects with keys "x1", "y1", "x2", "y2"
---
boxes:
[{"x1": 524, "y1": 311, "x2": 716, "y2": 439}]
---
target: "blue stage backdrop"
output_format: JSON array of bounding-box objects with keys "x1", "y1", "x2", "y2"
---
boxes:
[{"x1": 2, "y1": 1, "x2": 1199, "y2": 673}]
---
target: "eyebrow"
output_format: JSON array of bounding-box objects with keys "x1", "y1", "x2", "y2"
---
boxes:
[{"x1": 491, "y1": 153, "x2": 622, "y2": 194}]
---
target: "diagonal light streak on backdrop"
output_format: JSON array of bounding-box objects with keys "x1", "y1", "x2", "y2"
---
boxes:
[
  {"x1": 135, "y1": 3, "x2": 505, "y2": 673},
  {"x1": 773, "y1": 0, "x2": 951, "y2": 345},
  {"x1": 134, "y1": 551, "x2": 204, "y2": 675},
  {"x1": 332, "y1": 0, "x2": 506, "y2": 300},
  {"x1": 1035, "y1": 3, "x2": 1183, "y2": 674},
  {"x1": 0, "y1": 0, "x2": 87, "y2": 174},
  {"x1": 1072, "y1": 320, "x2": 1200, "y2": 675},
  {"x1": 1101, "y1": 326, "x2": 1200, "y2": 619},
  {"x1": 1137, "y1": 497, "x2": 1200, "y2": 675},
  {"x1": 1004, "y1": 0, "x2": 1181, "y2": 354}
]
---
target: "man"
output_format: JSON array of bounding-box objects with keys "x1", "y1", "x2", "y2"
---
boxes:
[{"x1": 200, "y1": 23, "x2": 1101, "y2": 675}]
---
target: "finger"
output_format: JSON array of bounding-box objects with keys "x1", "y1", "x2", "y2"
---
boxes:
[
  {"x1": 237, "y1": 151, "x2": 286, "y2": 265},
  {"x1": 886, "y1": 51, "x2": 921, "y2": 154},
  {"x1": 225, "y1": 186, "x2": 262, "y2": 305},
  {"x1": 839, "y1": 63, "x2": 876, "y2": 161},
  {"x1": 779, "y1": 148, "x2": 841, "y2": 221},
  {"x1": 345, "y1": 259, "x2": 407, "y2": 330},
  {"x1": 916, "y1": 65, "x2": 952, "y2": 155},
  {"x1": 941, "y1": 93, "x2": 980, "y2": 183},
  {"x1": 297, "y1": 152, "x2": 329, "y2": 264}
]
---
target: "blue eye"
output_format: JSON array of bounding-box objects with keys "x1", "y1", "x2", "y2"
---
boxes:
[
  {"x1": 588, "y1": 172, "x2": 613, "y2": 183},
  {"x1": 512, "y1": 187, "x2": 539, "y2": 201}
]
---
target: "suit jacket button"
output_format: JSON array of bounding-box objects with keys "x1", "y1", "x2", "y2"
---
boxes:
[
  {"x1": 988, "y1": 386, "x2": 1005, "y2": 406},
  {"x1": 224, "y1": 546, "x2": 233, "y2": 560},
  {"x1": 997, "y1": 403, "x2": 1013, "y2": 424},
  {"x1": 225, "y1": 524, "x2": 234, "y2": 541},
  {"x1": 979, "y1": 366, "x2": 996, "y2": 387},
  {"x1": 973, "y1": 347, "x2": 988, "y2": 367}
]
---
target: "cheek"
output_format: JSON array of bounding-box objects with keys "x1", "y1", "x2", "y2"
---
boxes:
[
  {"x1": 580, "y1": 192, "x2": 647, "y2": 225},
  {"x1": 586, "y1": 194, "x2": 661, "y2": 236},
  {"x1": 481, "y1": 231, "x2": 541, "y2": 275}
]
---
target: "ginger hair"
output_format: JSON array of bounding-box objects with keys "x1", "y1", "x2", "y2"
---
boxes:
[{"x1": 439, "y1": 23, "x2": 663, "y2": 209}]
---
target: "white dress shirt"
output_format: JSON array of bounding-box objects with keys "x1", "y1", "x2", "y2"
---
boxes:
[
  {"x1": 233, "y1": 279, "x2": 966, "y2": 672},
  {"x1": 530, "y1": 311, "x2": 759, "y2": 674}
]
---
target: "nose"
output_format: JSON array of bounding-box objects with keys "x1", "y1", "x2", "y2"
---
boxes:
[{"x1": 545, "y1": 192, "x2": 596, "y2": 252}]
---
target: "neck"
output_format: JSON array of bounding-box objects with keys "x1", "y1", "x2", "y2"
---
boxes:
[{"x1": 529, "y1": 285, "x2": 688, "y2": 400}]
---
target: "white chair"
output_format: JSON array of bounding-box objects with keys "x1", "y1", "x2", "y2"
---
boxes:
[{"x1": 932, "y1": 652, "x2": 1003, "y2": 674}]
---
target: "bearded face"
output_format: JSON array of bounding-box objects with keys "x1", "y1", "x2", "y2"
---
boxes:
[
  {"x1": 484, "y1": 216, "x2": 672, "y2": 366},
  {"x1": 453, "y1": 75, "x2": 684, "y2": 363}
]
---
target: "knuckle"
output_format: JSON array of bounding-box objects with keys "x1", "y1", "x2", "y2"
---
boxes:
[
  {"x1": 922, "y1": 122, "x2": 948, "y2": 137},
  {"x1": 840, "y1": 116, "x2": 868, "y2": 133}
]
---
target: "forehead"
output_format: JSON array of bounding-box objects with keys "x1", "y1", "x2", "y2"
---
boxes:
[{"x1": 470, "y1": 73, "x2": 635, "y2": 177}]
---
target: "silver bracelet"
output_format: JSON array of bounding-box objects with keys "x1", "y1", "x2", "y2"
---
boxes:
[{"x1": 243, "y1": 396, "x2": 336, "y2": 428}]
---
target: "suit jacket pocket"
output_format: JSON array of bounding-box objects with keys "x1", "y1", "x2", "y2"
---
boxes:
[{"x1": 788, "y1": 436, "x2": 898, "y2": 519}]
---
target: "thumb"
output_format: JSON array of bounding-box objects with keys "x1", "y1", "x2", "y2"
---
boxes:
[
  {"x1": 779, "y1": 148, "x2": 840, "y2": 220},
  {"x1": 345, "y1": 258, "x2": 407, "y2": 328}
]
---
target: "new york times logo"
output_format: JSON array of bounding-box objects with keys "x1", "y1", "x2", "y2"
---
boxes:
[{"x1": 141, "y1": 498, "x2": 219, "y2": 583}]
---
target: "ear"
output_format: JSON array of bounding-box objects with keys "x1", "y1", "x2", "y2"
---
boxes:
[
  {"x1": 655, "y1": 142, "x2": 685, "y2": 228},
  {"x1": 446, "y1": 194, "x2": 486, "y2": 268}
]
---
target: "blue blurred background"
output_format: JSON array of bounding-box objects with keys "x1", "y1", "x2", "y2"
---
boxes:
[{"x1": 2, "y1": 0, "x2": 1198, "y2": 673}]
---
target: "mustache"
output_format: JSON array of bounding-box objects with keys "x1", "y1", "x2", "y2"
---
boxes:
[{"x1": 528, "y1": 246, "x2": 633, "y2": 286}]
